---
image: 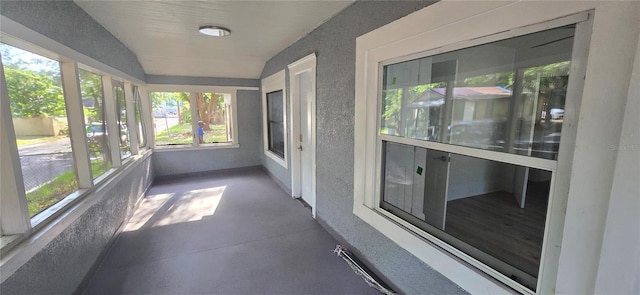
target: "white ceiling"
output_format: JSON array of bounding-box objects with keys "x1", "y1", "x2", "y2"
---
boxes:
[{"x1": 74, "y1": 1, "x2": 353, "y2": 79}]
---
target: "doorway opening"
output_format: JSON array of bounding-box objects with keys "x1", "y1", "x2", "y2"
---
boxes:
[{"x1": 288, "y1": 54, "x2": 317, "y2": 217}]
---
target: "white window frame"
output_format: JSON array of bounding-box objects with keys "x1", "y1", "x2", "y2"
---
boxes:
[
  {"x1": 147, "y1": 84, "x2": 247, "y2": 150},
  {"x1": 261, "y1": 70, "x2": 288, "y2": 168},
  {"x1": 0, "y1": 28, "x2": 148, "y2": 241},
  {"x1": 132, "y1": 85, "x2": 149, "y2": 150},
  {"x1": 0, "y1": 39, "x2": 97, "y2": 232},
  {"x1": 77, "y1": 66, "x2": 116, "y2": 178},
  {"x1": 111, "y1": 79, "x2": 134, "y2": 162},
  {"x1": 0, "y1": 51, "x2": 31, "y2": 236},
  {"x1": 124, "y1": 81, "x2": 140, "y2": 156},
  {"x1": 351, "y1": 2, "x2": 618, "y2": 294},
  {"x1": 137, "y1": 86, "x2": 154, "y2": 149}
]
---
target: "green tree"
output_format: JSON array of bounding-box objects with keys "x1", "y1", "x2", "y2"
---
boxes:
[
  {"x1": 463, "y1": 72, "x2": 514, "y2": 88},
  {"x1": 197, "y1": 93, "x2": 226, "y2": 129},
  {"x1": 523, "y1": 61, "x2": 570, "y2": 89},
  {"x1": 79, "y1": 69, "x2": 103, "y2": 123},
  {"x1": 177, "y1": 92, "x2": 190, "y2": 123},
  {"x1": 4, "y1": 66, "x2": 65, "y2": 118},
  {"x1": 382, "y1": 88, "x2": 402, "y2": 130},
  {"x1": 152, "y1": 92, "x2": 190, "y2": 123},
  {"x1": 382, "y1": 84, "x2": 441, "y2": 132}
]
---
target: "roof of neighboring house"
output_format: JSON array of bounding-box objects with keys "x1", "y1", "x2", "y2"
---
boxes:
[
  {"x1": 431, "y1": 86, "x2": 512, "y2": 99},
  {"x1": 408, "y1": 86, "x2": 512, "y2": 108}
]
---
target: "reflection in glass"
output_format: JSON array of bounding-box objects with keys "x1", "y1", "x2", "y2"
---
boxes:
[
  {"x1": 267, "y1": 90, "x2": 285, "y2": 158},
  {"x1": 510, "y1": 63, "x2": 569, "y2": 160},
  {"x1": 381, "y1": 141, "x2": 550, "y2": 290},
  {"x1": 381, "y1": 25, "x2": 574, "y2": 160},
  {"x1": 113, "y1": 82, "x2": 131, "y2": 158},
  {"x1": 79, "y1": 69, "x2": 112, "y2": 180}
]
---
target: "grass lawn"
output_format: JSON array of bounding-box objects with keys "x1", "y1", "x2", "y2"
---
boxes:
[
  {"x1": 16, "y1": 135, "x2": 65, "y2": 147},
  {"x1": 204, "y1": 124, "x2": 229, "y2": 143},
  {"x1": 156, "y1": 123, "x2": 229, "y2": 145},
  {"x1": 155, "y1": 123, "x2": 193, "y2": 145},
  {"x1": 27, "y1": 170, "x2": 77, "y2": 217},
  {"x1": 27, "y1": 161, "x2": 108, "y2": 217},
  {"x1": 90, "y1": 157, "x2": 111, "y2": 180}
]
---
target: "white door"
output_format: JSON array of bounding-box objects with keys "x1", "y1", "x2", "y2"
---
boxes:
[
  {"x1": 297, "y1": 71, "x2": 314, "y2": 206},
  {"x1": 288, "y1": 53, "x2": 317, "y2": 216}
]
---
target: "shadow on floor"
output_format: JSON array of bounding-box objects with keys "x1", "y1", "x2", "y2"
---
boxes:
[{"x1": 83, "y1": 168, "x2": 378, "y2": 295}]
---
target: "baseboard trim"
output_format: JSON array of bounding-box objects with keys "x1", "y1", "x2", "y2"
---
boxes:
[
  {"x1": 260, "y1": 166, "x2": 292, "y2": 196},
  {"x1": 154, "y1": 165, "x2": 262, "y2": 183}
]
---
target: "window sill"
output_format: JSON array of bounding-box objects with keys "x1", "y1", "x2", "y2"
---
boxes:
[
  {"x1": 28, "y1": 149, "x2": 151, "y2": 232},
  {"x1": 352, "y1": 203, "x2": 517, "y2": 294},
  {"x1": 153, "y1": 143, "x2": 240, "y2": 152},
  {"x1": 0, "y1": 235, "x2": 22, "y2": 253},
  {"x1": 264, "y1": 149, "x2": 287, "y2": 168}
]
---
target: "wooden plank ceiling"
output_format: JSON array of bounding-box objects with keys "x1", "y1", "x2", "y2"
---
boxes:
[{"x1": 75, "y1": 1, "x2": 353, "y2": 79}]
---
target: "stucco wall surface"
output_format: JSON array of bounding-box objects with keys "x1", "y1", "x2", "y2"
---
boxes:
[
  {"x1": 0, "y1": 0, "x2": 146, "y2": 82},
  {"x1": 153, "y1": 90, "x2": 262, "y2": 177},
  {"x1": 260, "y1": 1, "x2": 465, "y2": 294},
  {"x1": 0, "y1": 156, "x2": 153, "y2": 295}
]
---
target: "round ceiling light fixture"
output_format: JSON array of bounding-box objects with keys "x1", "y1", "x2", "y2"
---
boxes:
[{"x1": 198, "y1": 25, "x2": 231, "y2": 37}]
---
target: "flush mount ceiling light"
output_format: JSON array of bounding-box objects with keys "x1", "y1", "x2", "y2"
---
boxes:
[{"x1": 198, "y1": 25, "x2": 231, "y2": 37}]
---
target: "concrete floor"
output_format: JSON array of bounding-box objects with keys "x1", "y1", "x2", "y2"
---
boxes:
[{"x1": 83, "y1": 168, "x2": 378, "y2": 295}]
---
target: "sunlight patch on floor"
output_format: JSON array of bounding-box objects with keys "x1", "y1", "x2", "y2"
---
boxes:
[{"x1": 123, "y1": 186, "x2": 226, "y2": 231}]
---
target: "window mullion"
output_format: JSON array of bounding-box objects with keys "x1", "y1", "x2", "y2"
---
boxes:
[
  {"x1": 0, "y1": 60, "x2": 31, "y2": 234},
  {"x1": 505, "y1": 68, "x2": 526, "y2": 154},
  {"x1": 230, "y1": 92, "x2": 238, "y2": 145},
  {"x1": 380, "y1": 134, "x2": 557, "y2": 171},
  {"x1": 189, "y1": 92, "x2": 198, "y2": 146},
  {"x1": 138, "y1": 87, "x2": 153, "y2": 148},
  {"x1": 102, "y1": 76, "x2": 121, "y2": 167},
  {"x1": 123, "y1": 82, "x2": 139, "y2": 155},
  {"x1": 60, "y1": 62, "x2": 92, "y2": 188},
  {"x1": 138, "y1": 86, "x2": 153, "y2": 149}
]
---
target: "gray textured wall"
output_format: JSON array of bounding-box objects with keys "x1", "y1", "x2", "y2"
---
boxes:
[
  {"x1": 261, "y1": 152, "x2": 291, "y2": 192},
  {"x1": 153, "y1": 90, "x2": 262, "y2": 177},
  {"x1": 0, "y1": 0, "x2": 146, "y2": 81},
  {"x1": 147, "y1": 75, "x2": 260, "y2": 88},
  {"x1": 0, "y1": 156, "x2": 153, "y2": 295},
  {"x1": 260, "y1": 1, "x2": 466, "y2": 294}
]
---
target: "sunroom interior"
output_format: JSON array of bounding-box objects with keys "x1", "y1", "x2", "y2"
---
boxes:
[{"x1": 1, "y1": 1, "x2": 639, "y2": 295}]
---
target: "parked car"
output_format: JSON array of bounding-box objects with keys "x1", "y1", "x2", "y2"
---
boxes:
[
  {"x1": 448, "y1": 120, "x2": 506, "y2": 150},
  {"x1": 153, "y1": 108, "x2": 167, "y2": 117},
  {"x1": 86, "y1": 122, "x2": 129, "y2": 147},
  {"x1": 549, "y1": 108, "x2": 565, "y2": 120},
  {"x1": 153, "y1": 106, "x2": 178, "y2": 117}
]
